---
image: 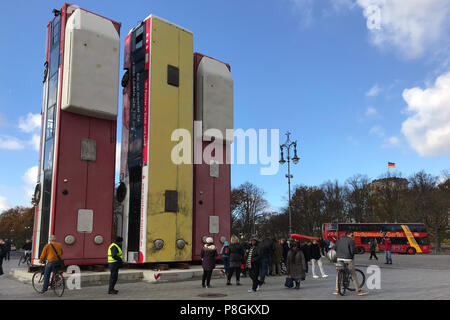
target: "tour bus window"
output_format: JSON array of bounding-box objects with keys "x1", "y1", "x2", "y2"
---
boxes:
[{"x1": 327, "y1": 223, "x2": 337, "y2": 231}]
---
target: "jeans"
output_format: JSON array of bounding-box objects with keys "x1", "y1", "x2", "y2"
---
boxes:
[
  {"x1": 227, "y1": 267, "x2": 241, "y2": 282},
  {"x1": 385, "y1": 251, "x2": 392, "y2": 263},
  {"x1": 267, "y1": 256, "x2": 272, "y2": 275},
  {"x1": 43, "y1": 261, "x2": 58, "y2": 292},
  {"x1": 223, "y1": 257, "x2": 230, "y2": 275},
  {"x1": 335, "y1": 259, "x2": 360, "y2": 292},
  {"x1": 249, "y1": 265, "x2": 261, "y2": 291},
  {"x1": 259, "y1": 258, "x2": 269, "y2": 284}
]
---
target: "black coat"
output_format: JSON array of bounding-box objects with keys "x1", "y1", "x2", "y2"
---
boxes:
[
  {"x1": 259, "y1": 239, "x2": 272, "y2": 260},
  {"x1": 201, "y1": 244, "x2": 218, "y2": 271},
  {"x1": 229, "y1": 243, "x2": 245, "y2": 268},
  {"x1": 310, "y1": 243, "x2": 322, "y2": 260},
  {"x1": 300, "y1": 244, "x2": 311, "y2": 262},
  {"x1": 0, "y1": 244, "x2": 6, "y2": 258}
]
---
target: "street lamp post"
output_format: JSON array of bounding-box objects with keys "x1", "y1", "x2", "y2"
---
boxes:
[{"x1": 279, "y1": 131, "x2": 300, "y2": 236}]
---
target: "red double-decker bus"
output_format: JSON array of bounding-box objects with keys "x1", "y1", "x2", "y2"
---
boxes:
[{"x1": 322, "y1": 222, "x2": 431, "y2": 255}]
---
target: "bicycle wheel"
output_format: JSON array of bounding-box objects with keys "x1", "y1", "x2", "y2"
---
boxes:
[
  {"x1": 32, "y1": 272, "x2": 45, "y2": 293},
  {"x1": 52, "y1": 273, "x2": 65, "y2": 297},
  {"x1": 18, "y1": 255, "x2": 23, "y2": 266},
  {"x1": 347, "y1": 268, "x2": 366, "y2": 291},
  {"x1": 337, "y1": 270, "x2": 346, "y2": 296}
]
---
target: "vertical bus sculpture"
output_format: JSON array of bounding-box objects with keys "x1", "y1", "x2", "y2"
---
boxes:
[
  {"x1": 119, "y1": 16, "x2": 193, "y2": 263},
  {"x1": 32, "y1": 3, "x2": 120, "y2": 265},
  {"x1": 192, "y1": 53, "x2": 233, "y2": 260}
]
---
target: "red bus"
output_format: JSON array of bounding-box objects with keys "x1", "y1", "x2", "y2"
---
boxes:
[{"x1": 322, "y1": 223, "x2": 430, "y2": 255}]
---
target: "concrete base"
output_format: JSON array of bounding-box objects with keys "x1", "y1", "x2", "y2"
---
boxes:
[{"x1": 9, "y1": 266, "x2": 226, "y2": 287}]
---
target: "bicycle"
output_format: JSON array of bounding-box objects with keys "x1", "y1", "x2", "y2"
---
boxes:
[
  {"x1": 18, "y1": 251, "x2": 32, "y2": 267},
  {"x1": 336, "y1": 260, "x2": 366, "y2": 296},
  {"x1": 32, "y1": 264, "x2": 65, "y2": 297}
]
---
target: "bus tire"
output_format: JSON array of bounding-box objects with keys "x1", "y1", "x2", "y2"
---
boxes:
[
  {"x1": 406, "y1": 247, "x2": 416, "y2": 255},
  {"x1": 356, "y1": 247, "x2": 365, "y2": 254}
]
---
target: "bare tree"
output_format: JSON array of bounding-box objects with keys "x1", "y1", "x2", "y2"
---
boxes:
[
  {"x1": 345, "y1": 174, "x2": 372, "y2": 222},
  {"x1": 231, "y1": 182, "x2": 268, "y2": 239}
]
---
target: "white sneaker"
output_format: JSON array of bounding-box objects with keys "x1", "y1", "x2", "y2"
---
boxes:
[
  {"x1": 322, "y1": 274, "x2": 329, "y2": 278},
  {"x1": 313, "y1": 275, "x2": 319, "y2": 279},
  {"x1": 248, "y1": 288, "x2": 256, "y2": 293},
  {"x1": 256, "y1": 285, "x2": 261, "y2": 291}
]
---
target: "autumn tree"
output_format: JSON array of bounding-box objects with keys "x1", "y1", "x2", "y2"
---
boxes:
[{"x1": 0, "y1": 206, "x2": 34, "y2": 249}]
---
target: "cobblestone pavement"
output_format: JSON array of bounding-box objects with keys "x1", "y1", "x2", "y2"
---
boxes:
[{"x1": 1, "y1": 253, "x2": 449, "y2": 300}]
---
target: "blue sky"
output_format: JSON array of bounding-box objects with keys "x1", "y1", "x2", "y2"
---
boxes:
[{"x1": 1, "y1": 0, "x2": 449, "y2": 212}]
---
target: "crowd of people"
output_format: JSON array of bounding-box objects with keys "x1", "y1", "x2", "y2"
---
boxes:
[{"x1": 200, "y1": 234, "x2": 333, "y2": 293}]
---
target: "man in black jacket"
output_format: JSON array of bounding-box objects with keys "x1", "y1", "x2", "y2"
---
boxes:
[
  {"x1": 333, "y1": 231, "x2": 367, "y2": 296},
  {"x1": 258, "y1": 235, "x2": 272, "y2": 285},
  {"x1": 0, "y1": 239, "x2": 6, "y2": 275},
  {"x1": 247, "y1": 236, "x2": 261, "y2": 293}
]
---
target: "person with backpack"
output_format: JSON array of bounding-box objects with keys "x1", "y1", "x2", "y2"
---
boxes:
[
  {"x1": 227, "y1": 235, "x2": 245, "y2": 285},
  {"x1": 221, "y1": 241, "x2": 230, "y2": 276}
]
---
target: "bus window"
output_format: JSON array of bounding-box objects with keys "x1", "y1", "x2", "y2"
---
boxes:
[
  {"x1": 382, "y1": 224, "x2": 403, "y2": 232},
  {"x1": 415, "y1": 237, "x2": 429, "y2": 245},
  {"x1": 327, "y1": 223, "x2": 337, "y2": 231},
  {"x1": 390, "y1": 237, "x2": 408, "y2": 245},
  {"x1": 408, "y1": 225, "x2": 427, "y2": 233}
]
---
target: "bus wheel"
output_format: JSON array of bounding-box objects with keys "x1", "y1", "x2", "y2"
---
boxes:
[
  {"x1": 406, "y1": 247, "x2": 416, "y2": 255},
  {"x1": 356, "y1": 247, "x2": 365, "y2": 254}
]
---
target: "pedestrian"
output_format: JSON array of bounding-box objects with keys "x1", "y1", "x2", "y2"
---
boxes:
[
  {"x1": 271, "y1": 239, "x2": 283, "y2": 276},
  {"x1": 310, "y1": 239, "x2": 328, "y2": 278},
  {"x1": 300, "y1": 241, "x2": 311, "y2": 275},
  {"x1": 201, "y1": 237, "x2": 218, "y2": 288},
  {"x1": 258, "y1": 234, "x2": 272, "y2": 284},
  {"x1": 382, "y1": 237, "x2": 392, "y2": 264},
  {"x1": 369, "y1": 238, "x2": 378, "y2": 260},
  {"x1": 241, "y1": 240, "x2": 250, "y2": 278},
  {"x1": 4, "y1": 239, "x2": 11, "y2": 261},
  {"x1": 286, "y1": 242, "x2": 306, "y2": 289},
  {"x1": 227, "y1": 235, "x2": 244, "y2": 285},
  {"x1": 247, "y1": 235, "x2": 262, "y2": 293},
  {"x1": 107, "y1": 236, "x2": 123, "y2": 294},
  {"x1": 0, "y1": 239, "x2": 6, "y2": 275},
  {"x1": 221, "y1": 240, "x2": 230, "y2": 276},
  {"x1": 282, "y1": 239, "x2": 290, "y2": 262},
  {"x1": 333, "y1": 231, "x2": 368, "y2": 296},
  {"x1": 39, "y1": 235, "x2": 64, "y2": 293},
  {"x1": 319, "y1": 237, "x2": 327, "y2": 256}
]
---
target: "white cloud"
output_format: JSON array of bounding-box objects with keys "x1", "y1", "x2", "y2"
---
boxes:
[
  {"x1": 22, "y1": 166, "x2": 38, "y2": 202},
  {"x1": 18, "y1": 113, "x2": 41, "y2": 133},
  {"x1": 289, "y1": 0, "x2": 314, "y2": 27},
  {"x1": 356, "y1": 0, "x2": 450, "y2": 59},
  {"x1": 370, "y1": 125, "x2": 400, "y2": 148},
  {"x1": 30, "y1": 134, "x2": 40, "y2": 152},
  {"x1": 0, "y1": 135, "x2": 24, "y2": 150},
  {"x1": 369, "y1": 125, "x2": 385, "y2": 138},
  {"x1": 366, "y1": 84, "x2": 381, "y2": 97},
  {"x1": 401, "y1": 70, "x2": 450, "y2": 157},
  {"x1": 0, "y1": 196, "x2": 10, "y2": 212},
  {"x1": 365, "y1": 106, "x2": 378, "y2": 116}
]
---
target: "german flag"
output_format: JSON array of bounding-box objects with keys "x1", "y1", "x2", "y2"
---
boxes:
[{"x1": 388, "y1": 162, "x2": 396, "y2": 168}]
